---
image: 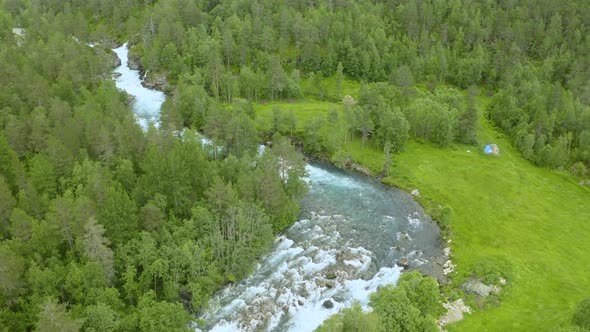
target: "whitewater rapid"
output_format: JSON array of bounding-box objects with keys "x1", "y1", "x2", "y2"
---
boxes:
[
  {"x1": 198, "y1": 163, "x2": 443, "y2": 331},
  {"x1": 112, "y1": 43, "x2": 165, "y2": 130}
]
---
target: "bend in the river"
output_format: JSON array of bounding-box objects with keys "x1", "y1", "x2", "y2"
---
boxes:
[{"x1": 111, "y1": 43, "x2": 446, "y2": 332}]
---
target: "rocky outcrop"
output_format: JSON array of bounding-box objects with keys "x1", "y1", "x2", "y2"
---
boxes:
[
  {"x1": 142, "y1": 75, "x2": 170, "y2": 92},
  {"x1": 112, "y1": 50, "x2": 121, "y2": 68},
  {"x1": 397, "y1": 257, "x2": 410, "y2": 268},
  {"x1": 461, "y1": 280, "x2": 501, "y2": 297},
  {"x1": 350, "y1": 163, "x2": 372, "y2": 176},
  {"x1": 128, "y1": 51, "x2": 142, "y2": 71},
  {"x1": 125, "y1": 93, "x2": 136, "y2": 105}
]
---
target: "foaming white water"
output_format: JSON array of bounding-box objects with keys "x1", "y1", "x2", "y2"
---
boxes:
[
  {"x1": 287, "y1": 266, "x2": 401, "y2": 332},
  {"x1": 407, "y1": 212, "x2": 422, "y2": 227},
  {"x1": 112, "y1": 43, "x2": 165, "y2": 130},
  {"x1": 197, "y1": 163, "x2": 444, "y2": 332},
  {"x1": 305, "y1": 164, "x2": 363, "y2": 190},
  {"x1": 199, "y1": 213, "x2": 403, "y2": 332}
]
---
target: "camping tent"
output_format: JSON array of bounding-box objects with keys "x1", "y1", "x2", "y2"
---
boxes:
[{"x1": 484, "y1": 144, "x2": 500, "y2": 156}]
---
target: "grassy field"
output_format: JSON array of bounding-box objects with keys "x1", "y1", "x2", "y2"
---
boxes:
[
  {"x1": 253, "y1": 77, "x2": 359, "y2": 131},
  {"x1": 254, "y1": 100, "x2": 341, "y2": 131},
  {"x1": 254, "y1": 93, "x2": 590, "y2": 330}
]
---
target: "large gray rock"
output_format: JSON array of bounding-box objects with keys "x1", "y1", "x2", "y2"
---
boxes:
[
  {"x1": 127, "y1": 51, "x2": 142, "y2": 71},
  {"x1": 322, "y1": 300, "x2": 334, "y2": 309},
  {"x1": 438, "y1": 299, "x2": 471, "y2": 327},
  {"x1": 397, "y1": 257, "x2": 410, "y2": 268},
  {"x1": 462, "y1": 280, "x2": 500, "y2": 297},
  {"x1": 112, "y1": 51, "x2": 121, "y2": 68}
]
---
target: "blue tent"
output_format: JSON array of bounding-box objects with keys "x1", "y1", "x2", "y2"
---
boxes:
[{"x1": 484, "y1": 144, "x2": 493, "y2": 154}]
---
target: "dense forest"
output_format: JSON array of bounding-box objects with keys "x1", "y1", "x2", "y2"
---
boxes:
[
  {"x1": 0, "y1": 2, "x2": 308, "y2": 329},
  {"x1": 72, "y1": 0, "x2": 590, "y2": 168},
  {"x1": 1, "y1": 0, "x2": 590, "y2": 331}
]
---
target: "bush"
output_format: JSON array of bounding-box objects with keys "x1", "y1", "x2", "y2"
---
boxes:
[
  {"x1": 570, "y1": 162, "x2": 589, "y2": 177},
  {"x1": 331, "y1": 149, "x2": 353, "y2": 169},
  {"x1": 471, "y1": 255, "x2": 513, "y2": 284},
  {"x1": 433, "y1": 205, "x2": 453, "y2": 233},
  {"x1": 370, "y1": 272, "x2": 443, "y2": 331},
  {"x1": 316, "y1": 303, "x2": 382, "y2": 332},
  {"x1": 573, "y1": 297, "x2": 590, "y2": 330},
  {"x1": 316, "y1": 272, "x2": 443, "y2": 332}
]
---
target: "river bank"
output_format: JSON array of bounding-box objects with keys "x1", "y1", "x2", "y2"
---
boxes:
[{"x1": 337, "y1": 125, "x2": 590, "y2": 331}]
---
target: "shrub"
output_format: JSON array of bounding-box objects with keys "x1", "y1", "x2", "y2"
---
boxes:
[
  {"x1": 570, "y1": 162, "x2": 589, "y2": 177},
  {"x1": 434, "y1": 205, "x2": 453, "y2": 233},
  {"x1": 573, "y1": 296, "x2": 590, "y2": 330},
  {"x1": 471, "y1": 255, "x2": 513, "y2": 284},
  {"x1": 331, "y1": 149, "x2": 353, "y2": 169}
]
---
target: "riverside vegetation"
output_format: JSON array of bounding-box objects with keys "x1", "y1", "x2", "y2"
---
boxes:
[{"x1": 1, "y1": 0, "x2": 590, "y2": 331}]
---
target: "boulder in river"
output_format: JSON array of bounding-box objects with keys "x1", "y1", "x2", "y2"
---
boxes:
[
  {"x1": 397, "y1": 257, "x2": 410, "y2": 268},
  {"x1": 325, "y1": 270, "x2": 337, "y2": 279},
  {"x1": 323, "y1": 300, "x2": 334, "y2": 309}
]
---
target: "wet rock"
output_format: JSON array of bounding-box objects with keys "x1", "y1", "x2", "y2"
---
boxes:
[
  {"x1": 298, "y1": 300, "x2": 304, "y2": 306},
  {"x1": 113, "y1": 72, "x2": 122, "y2": 78},
  {"x1": 412, "y1": 260, "x2": 450, "y2": 286},
  {"x1": 300, "y1": 288, "x2": 309, "y2": 298},
  {"x1": 112, "y1": 51, "x2": 121, "y2": 67},
  {"x1": 397, "y1": 232, "x2": 412, "y2": 241},
  {"x1": 323, "y1": 300, "x2": 334, "y2": 309},
  {"x1": 332, "y1": 294, "x2": 347, "y2": 303},
  {"x1": 397, "y1": 257, "x2": 410, "y2": 268},
  {"x1": 407, "y1": 250, "x2": 423, "y2": 257},
  {"x1": 325, "y1": 270, "x2": 337, "y2": 279},
  {"x1": 315, "y1": 279, "x2": 335, "y2": 289}
]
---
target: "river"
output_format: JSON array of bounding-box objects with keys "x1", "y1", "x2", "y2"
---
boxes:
[
  {"x1": 112, "y1": 43, "x2": 445, "y2": 332},
  {"x1": 113, "y1": 43, "x2": 165, "y2": 131}
]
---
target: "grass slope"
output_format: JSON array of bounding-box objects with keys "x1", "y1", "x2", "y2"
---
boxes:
[
  {"x1": 255, "y1": 100, "x2": 341, "y2": 129},
  {"x1": 388, "y1": 123, "x2": 590, "y2": 330},
  {"x1": 255, "y1": 95, "x2": 590, "y2": 330}
]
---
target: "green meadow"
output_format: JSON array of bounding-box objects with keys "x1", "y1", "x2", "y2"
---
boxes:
[
  {"x1": 255, "y1": 94, "x2": 590, "y2": 330},
  {"x1": 255, "y1": 100, "x2": 341, "y2": 127}
]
